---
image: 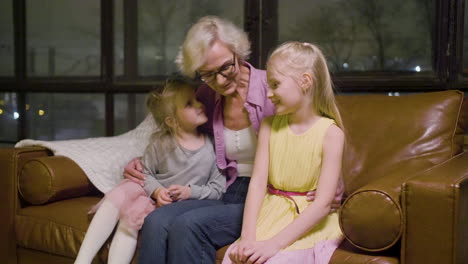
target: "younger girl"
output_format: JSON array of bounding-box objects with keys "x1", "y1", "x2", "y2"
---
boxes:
[
  {"x1": 224, "y1": 42, "x2": 344, "y2": 264},
  {"x1": 74, "y1": 77, "x2": 225, "y2": 264}
]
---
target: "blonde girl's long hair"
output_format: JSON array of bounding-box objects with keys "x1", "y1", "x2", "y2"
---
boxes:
[
  {"x1": 267, "y1": 41, "x2": 343, "y2": 129},
  {"x1": 146, "y1": 77, "x2": 198, "y2": 154}
]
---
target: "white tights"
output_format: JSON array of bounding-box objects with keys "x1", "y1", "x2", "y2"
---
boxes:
[{"x1": 74, "y1": 200, "x2": 138, "y2": 264}]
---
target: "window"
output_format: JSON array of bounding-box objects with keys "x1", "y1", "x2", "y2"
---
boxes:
[
  {"x1": 0, "y1": 1, "x2": 14, "y2": 76},
  {"x1": 25, "y1": 93, "x2": 105, "y2": 140},
  {"x1": 278, "y1": 0, "x2": 434, "y2": 73},
  {"x1": 0, "y1": 0, "x2": 466, "y2": 144},
  {"x1": 0, "y1": 92, "x2": 18, "y2": 142},
  {"x1": 114, "y1": 93, "x2": 147, "y2": 135},
  {"x1": 26, "y1": 0, "x2": 100, "y2": 77},
  {"x1": 114, "y1": 0, "x2": 244, "y2": 78}
]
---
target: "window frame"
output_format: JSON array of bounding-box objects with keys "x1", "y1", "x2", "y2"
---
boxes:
[{"x1": 0, "y1": 0, "x2": 465, "y2": 143}]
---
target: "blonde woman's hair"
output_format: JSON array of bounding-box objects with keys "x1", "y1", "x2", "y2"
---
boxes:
[
  {"x1": 176, "y1": 16, "x2": 251, "y2": 78},
  {"x1": 267, "y1": 41, "x2": 343, "y2": 128},
  {"x1": 146, "y1": 77, "x2": 198, "y2": 153}
]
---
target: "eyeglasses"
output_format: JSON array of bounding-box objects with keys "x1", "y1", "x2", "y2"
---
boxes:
[{"x1": 198, "y1": 54, "x2": 237, "y2": 83}]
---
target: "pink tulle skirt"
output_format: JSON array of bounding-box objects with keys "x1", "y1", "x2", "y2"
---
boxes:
[
  {"x1": 222, "y1": 238, "x2": 342, "y2": 264},
  {"x1": 90, "y1": 179, "x2": 157, "y2": 230}
]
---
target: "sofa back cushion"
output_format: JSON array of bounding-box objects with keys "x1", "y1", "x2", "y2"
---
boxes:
[{"x1": 336, "y1": 90, "x2": 465, "y2": 195}]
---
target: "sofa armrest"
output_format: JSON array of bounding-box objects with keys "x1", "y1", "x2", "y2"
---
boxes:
[
  {"x1": 340, "y1": 168, "x2": 412, "y2": 251},
  {"x1": 19, "y1": 155, "x2": 95, "y2": 204},
  {"x1": 402, "y1": 152, "x2": 468, "y2": 264},
  {"x1": 0, "y1": 147, "x2": 51, "y2": 264}
]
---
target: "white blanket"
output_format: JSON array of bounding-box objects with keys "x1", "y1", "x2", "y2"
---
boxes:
[{"x1": 15, "y1": 115, "x2": 157, "y2": 193}]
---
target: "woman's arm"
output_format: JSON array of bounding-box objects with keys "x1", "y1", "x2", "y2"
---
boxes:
[
  {"x1": 306, "y1": 177, "x2": 344, "y2": 211},
  {"x1": 229, "y1": 117, "x2": 272, "y2": 263},
  {"x1": 123, "y1": 157, "x2": 146, "y2": 185},
  {"x1": 270, "y1": 124, "x2": 345, "y2": 249}
]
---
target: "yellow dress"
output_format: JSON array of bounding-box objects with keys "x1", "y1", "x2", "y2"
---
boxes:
[{"x1": 255, "y1": 115, "x2": 342, "y2": 251}]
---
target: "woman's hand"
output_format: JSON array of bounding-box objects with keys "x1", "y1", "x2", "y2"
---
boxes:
[
  {"x1": 167, "y1": 185, "x2": 191, "y2": 201},
  {"x1": 306, "y1": 178, "x2": 344, "y2": 213},
  {"x1": 123, "y1": 157, "x2": 146, "y2": 186},
  {"x1": 243, "y1": 240, "x2": 281, "y2": 264},
  {"x1": 153, "y1": 187, "x2": 173, "y2": 207},
  {"x1": 228, "y1": 239, "x2": 256, "y2": 264}
]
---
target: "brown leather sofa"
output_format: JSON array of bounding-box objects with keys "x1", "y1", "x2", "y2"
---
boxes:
[{"x1": 1, "y1": 90, "x2": 467, "y2": 264}]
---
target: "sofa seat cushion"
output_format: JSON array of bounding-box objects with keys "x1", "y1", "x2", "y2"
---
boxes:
[
  {"x1": 329, "y1": 240, "x2": 399, "y2": 264},
  {"x1": 216, "y1": 245, "x2": 229, "y2": 263},
  {"x1": 15, "y1": 196, "x2": 101, "y2": 259}
]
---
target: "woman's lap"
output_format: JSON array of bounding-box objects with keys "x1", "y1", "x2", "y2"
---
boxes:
[
  {"x1": 164, "y1": 202, "x2": 245, "y2": 264},
  {"x1": 145, "y1": 199, "x2": 223, "y2": 222},
  {"x1": 142, "y1": 199, "x2": 245, "y2": 247},
  {"x1": 139, "y1": 200, "x2": 245, "y2": 264},
  {"x1": 169, "y1": 202, "x2": 245, "y2": 246},
  {"x1": 139, "y1": 178, "x2": 250, "y2": 263}
]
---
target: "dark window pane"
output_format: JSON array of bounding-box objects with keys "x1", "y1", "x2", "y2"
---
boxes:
[
  {"x1": 26, "y1": 0, "x2": 100, "y2": 76},
  {"x1": 115, "y1": 0, "x2": 244, "y2": 77},
  {"x1": 26, "y1": 93, "x2": 105, "y2": 140},
  {"x1": 0, "y1": 92, "x2": 18, "y2": 142},
  {"x1": 464, "y1": 2, "x2": 468, "y2": 74},
  {"x1": 278, "y1": 0, "x2": 434, "y2": 73},
  {"x1": 114, "y1": 93, "x2": 148, "y2": 135},
  {"x1": 0, "y1": 1, "x2": 14, "y2": 76}
]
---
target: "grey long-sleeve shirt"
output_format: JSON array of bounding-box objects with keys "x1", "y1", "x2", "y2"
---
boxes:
[{"x1": 141, "y1": 135, "x2": 225, "y2": 200}]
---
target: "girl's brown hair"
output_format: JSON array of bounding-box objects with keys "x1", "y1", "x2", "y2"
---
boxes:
[{"x1": 146, "y1": 76, "x2": 198, "y2": 154}]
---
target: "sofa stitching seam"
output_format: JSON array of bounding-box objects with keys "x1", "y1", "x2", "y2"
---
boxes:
[{"x1": 450, "y1": 91, "x2": 463, "y2": 157}]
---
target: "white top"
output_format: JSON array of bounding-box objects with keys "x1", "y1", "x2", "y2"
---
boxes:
[{"x1": 224, "y1": 126, "x2": 258, "y2": 177}]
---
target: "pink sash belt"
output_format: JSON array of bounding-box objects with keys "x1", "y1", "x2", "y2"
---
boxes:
[{"x1": 267, "y1": 184, "x2": 308, "y2": 214}]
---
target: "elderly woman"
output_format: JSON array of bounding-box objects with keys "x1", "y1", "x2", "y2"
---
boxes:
[{"x1": 124, "y1": 16, "x2": 342, "y2": 264}]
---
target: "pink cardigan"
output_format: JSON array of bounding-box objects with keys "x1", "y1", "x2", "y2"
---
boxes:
[{"x1": 197, "y1": 62, "x2": 275, "y2": 188}]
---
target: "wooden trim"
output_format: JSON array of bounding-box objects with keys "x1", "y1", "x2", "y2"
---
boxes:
[
  {"x1": 245, "y1": 0, "x2": 260, "y2": 68},
  {"x1": 102, "y1": 0, "x2": 114, "y2": 135},
  {"x1": 13, "y1": 0, "x2": 26, "y2": 140},
  {"x1": 260, "y1": 0, "x2": 277, "y2": 68},
  {"x1": 123, "y1": 0, "x2": 138, "y2": 78},
  {"x1": 452, "y1": 0, "x2": 465, "y2": 83}
]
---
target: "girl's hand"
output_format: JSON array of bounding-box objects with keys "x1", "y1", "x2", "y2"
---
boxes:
[
  {"x1": 123, "y1": 157, "x2": 146, "y2": 186},
  {"x1": 228, "y1": 240, "x2": 256, "y2": 263},
  {"x1": 167, "y1": 185, "x2": 191, "y2": 201},
  {"x1": 243, "y1": 240, "x2": 281, "y2": 264},
  {"x1": 153, "y1": 187, "x2": 172, "y2": 207},
  {"x1": 306, "y1": 178, "x2": 344, "y2": 213}
]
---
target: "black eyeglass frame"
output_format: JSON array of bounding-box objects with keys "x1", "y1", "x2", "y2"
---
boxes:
[{"x1": 197, "y1": 54, "x2": 237, "y2": 83}]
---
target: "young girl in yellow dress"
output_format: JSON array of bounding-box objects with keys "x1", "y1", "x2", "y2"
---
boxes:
[{"x1": 223, "y1": 41, "x2": 345, "y2": 264}]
